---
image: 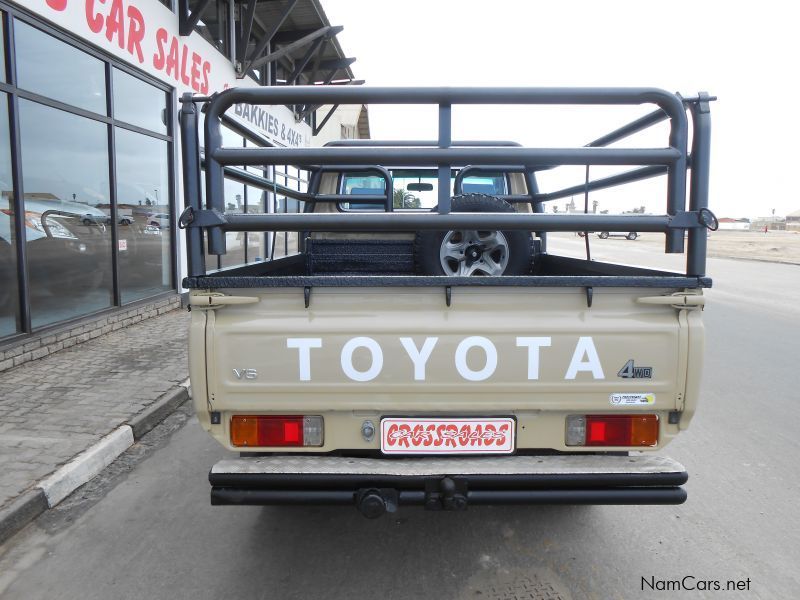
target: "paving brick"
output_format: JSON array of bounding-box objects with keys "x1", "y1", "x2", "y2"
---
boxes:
[
  {"x1": 0, "y1": 308, "x2": 189, "y2": 510},
  {"x1": 4, "y1": 346, "x2": 24, "y2": 359},
  {"x1": 31, "y1": 347, "x2": 50, "y2": 360},
  {"x1": 13, "y1": 352, "x2": 33, "y2": 367},
  {"x1": 23, "y1": 340, "x2": 41, "y2": 353}
]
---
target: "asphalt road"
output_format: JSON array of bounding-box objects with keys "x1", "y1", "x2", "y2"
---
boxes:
[{"x1": 1, "y1": 239, "x2": 798, "y2": 600}]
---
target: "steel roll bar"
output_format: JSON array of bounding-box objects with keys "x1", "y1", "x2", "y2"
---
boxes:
[
  {"x1": 182, "y1": 86, "x2": 712, "y2": 277},
  {"x1": 185, "y1": 210, "x2": 707, "y2": 234}
]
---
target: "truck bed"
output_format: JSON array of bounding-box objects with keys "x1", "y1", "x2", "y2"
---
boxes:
[{"x1": 184, "y1": 242, "x2": 712, "y2": 289}]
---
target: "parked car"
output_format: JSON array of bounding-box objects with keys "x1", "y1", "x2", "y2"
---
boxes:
[
  {"x1": 1, "y1": 198, "x2": 109, "y2": 294},
  {"x1": 119, "y1": 215, "x2": 134, "y2": 226},
  {"x1": 81, "y1": 212, "x2": 109, "y2": 226},
  {"x1": 148, "y1": 213, "x2": 170, "y2": 229},
  {"x1": 577, "y1": 231, "x2": 638, "y2": 240},
  {"x1": 598, "y1": 231, "x2": 638, "y2": 240}
]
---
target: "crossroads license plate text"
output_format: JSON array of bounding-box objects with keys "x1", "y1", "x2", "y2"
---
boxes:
[{"x1": 380, "y1": 418, "x2": 515, "y2": 455}]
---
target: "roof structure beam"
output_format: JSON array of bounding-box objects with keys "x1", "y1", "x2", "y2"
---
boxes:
[
  {"x1": 236, "y1": 0, "x2": 260, "y2": 66},
  {"x1": 306, "y1": 38, "x2": 326, "y2": 85},
  {"x1": 301, "y1": 80, "x2": 363, "y2": 121},
  {"x1": 304, "y1": 57, "x2": 356, "y2": 74},
  {"x1": 271, "y1": 27, "x2": 326, "y2": 44},
  {"x1": 241, "y1": 0, "x2": 299, "y2": 76},
  {"x1": 287, "y1": 36, "x2": 326, "y2": 84},
  {"x1": 178, "y1": 0, "x2": 214, "y2": 36},
  {"x1": 322, "y1": 68, "x2": 339, "y2": 85},
  {"x1": 249, "y1": 25, "x2": 344, "y2": 70},
  {"x1": 313, "y1": 104, "x2": 339, "y2": 136}
]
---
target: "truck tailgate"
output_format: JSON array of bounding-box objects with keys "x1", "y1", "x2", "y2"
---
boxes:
[{"x1": 190, "y1": 285, "x2": 703, "y2": 452}]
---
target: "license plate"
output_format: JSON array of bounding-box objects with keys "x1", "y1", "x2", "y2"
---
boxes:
[{"x1": 380, "y1": 418, "x2": 515, "y2": 455}]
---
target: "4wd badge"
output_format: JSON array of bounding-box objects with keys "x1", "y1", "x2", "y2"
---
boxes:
[{"x1": 617, "y1": 360, "x2": 653, "y2": 379}]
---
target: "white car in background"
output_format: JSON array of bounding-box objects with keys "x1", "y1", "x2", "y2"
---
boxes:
[
  {"x1": 148, "y1": 213, "x2": 170, "y2": 229},
  {"x1": 577, "y1": 230, "x2": 638, "y2": 240},
  {"x1": 0, "y1": 197, "x2": 109, "y2": 294},
  {"x1": 597, "y1": 231, "x2": 638, "y2": 240}
]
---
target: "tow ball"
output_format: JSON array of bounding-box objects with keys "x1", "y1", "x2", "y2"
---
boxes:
[
  {"x1": 355, "y1": 477, "x2": 468, "y2": 517},
  {"x1": 425, "y1": 477, "x2": 468, "y2": 511},
  {"x1": 356, "y1": 488, "x2": 398, "y2": 519}
]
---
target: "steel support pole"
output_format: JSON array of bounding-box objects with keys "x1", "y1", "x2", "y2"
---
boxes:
[
  {"x1": 438, "y1": 103, "x2": 452, "y2": 214},
  {"x1": 203, "y1": 100, "x2": 227, "y2": 255},
  {"x1": 666, "y1": 104, "x2": 688, "y2": 254},
  {"x1": 686, "y1": 94, "x2": 712, "y2": 277},
  {"x1": 180, "y1": 96, "x2": 207, "y2": 275}
]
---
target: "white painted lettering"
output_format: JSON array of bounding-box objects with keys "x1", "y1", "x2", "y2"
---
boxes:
[
  {"x1": 286, "y1": 338, "x2": 322, "y2": 381},
  {"x1": 341, "y1": 337, "x2": 384, "y2": 382},
  {"x1": 399, "y1": 337, "x2": 438, "y2": 381},
  {"x1": 515, "y1": 337, "x2": 552, "y2": 380},
  {"x1": 455, "y1": 336, "x2": 498, "y2": 381},
  {"x1": 564, "y1": 337, "x2": 605, "y2": 380}
]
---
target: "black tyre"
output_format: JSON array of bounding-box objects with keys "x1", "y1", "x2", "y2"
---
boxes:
[
  {"x1": 414, "y1": 194, "x2": 533, "y2": 276},
  {"x1": 598, "y1": 231, "x2": 609, "y2": 239},
  {"x1": 626, "y1": 232, "x2": 638, "y2": 240}
]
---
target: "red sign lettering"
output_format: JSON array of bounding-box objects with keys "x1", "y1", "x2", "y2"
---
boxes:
[
  {"x1": 86, "y1": 0, "x2": 104, "y2": 33},
  {"x1": 126, "y1": 5, "x2": 145, "y2": 63},
  {"x1": 46, "y1": 0, "x2": 211, "y2": 91}
]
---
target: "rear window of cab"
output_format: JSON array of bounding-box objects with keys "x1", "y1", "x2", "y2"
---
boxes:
[{"x1": 339, "y1": 169, "x2": 508, "y2": 211}]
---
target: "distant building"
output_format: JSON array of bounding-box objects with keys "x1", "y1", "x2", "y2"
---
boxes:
[
  {"x1": 786, "y1": 209, "x2": 800, "y2": 231},
  {"x1": 750, "y1": 216, "x2": 786, "y2": 231},
  {"x1": 717, "y1": 217, "x2": 750, "y2": 231}
]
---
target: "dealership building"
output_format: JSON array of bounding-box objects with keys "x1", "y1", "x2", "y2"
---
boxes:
[{"x1": 0, "y1": 0, "x2": 366, "y2": 370}]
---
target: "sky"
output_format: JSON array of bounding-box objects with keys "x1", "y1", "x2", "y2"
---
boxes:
[{"x1": 323, "y1": 0, "x2": 800, "y2": 219}]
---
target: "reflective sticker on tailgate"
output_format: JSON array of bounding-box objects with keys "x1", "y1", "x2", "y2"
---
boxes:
[
  {"x1": 610, "y1": 392, "x2": 656, "y2": 406},
  {"x1": 380, "y1": 418, "x2": 515, "y2": 455}
]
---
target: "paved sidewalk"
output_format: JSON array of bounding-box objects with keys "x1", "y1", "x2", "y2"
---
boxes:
[{"x1": 0, "y1": 308, "x2": 190, "y2": 539}]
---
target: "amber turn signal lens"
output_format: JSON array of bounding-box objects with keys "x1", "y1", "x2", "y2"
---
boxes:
[
  {"x1": 230, "y1": 416, "x2": 260, "y2": 447},
  {"x1": 629, "y1": 414, "x2": 660, "y2": 446}
]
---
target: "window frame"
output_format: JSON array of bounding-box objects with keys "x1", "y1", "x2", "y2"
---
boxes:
[
  {"x1": 0, "y1": 3, "x2": 178, "y2": 341},
  {"x1": 337, "y1": 169, "x2": 511, "y2": 212}
]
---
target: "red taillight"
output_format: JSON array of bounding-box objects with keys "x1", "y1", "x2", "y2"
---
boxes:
[
  {"x1": 567, "y1": 414, "x2": 659, "y2": 447},
  {"x1": 230, "y1": 415, "x2": 323, "y2": 447},
  {"x1": 260, "y1": 416, "x2": 303, "y2": 446}
]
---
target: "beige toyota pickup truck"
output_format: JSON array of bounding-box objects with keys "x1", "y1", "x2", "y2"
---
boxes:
[{"x1": 179, "y1": 87, "x2": 716, "y2": 517}]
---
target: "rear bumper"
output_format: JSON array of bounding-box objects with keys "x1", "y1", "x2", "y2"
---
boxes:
[{"x1": 210, "y1": 454, "x2": 688, "y2": 513}]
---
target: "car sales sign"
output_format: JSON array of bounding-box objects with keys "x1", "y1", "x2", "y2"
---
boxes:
[{"x1": 22, "y1": 0, "x2": 310, "y2": 147}]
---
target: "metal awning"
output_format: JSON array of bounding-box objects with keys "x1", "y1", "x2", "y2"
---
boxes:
[{"x1": 179, "y1": 0, "x2": 357, "y2": 85}]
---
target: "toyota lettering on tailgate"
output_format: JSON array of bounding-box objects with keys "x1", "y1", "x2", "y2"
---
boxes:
[{"x1": 380, "y1": 418, "x2": 515, "y2": 454}]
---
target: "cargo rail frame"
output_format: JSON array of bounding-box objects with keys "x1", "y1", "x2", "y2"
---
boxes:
[{"x1": 179, "y1": 86, "x2": 715, "y2": 286}]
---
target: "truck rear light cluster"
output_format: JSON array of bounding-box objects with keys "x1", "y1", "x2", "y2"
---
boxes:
[
  {"x1": 230, "y1": 415, "x2": 324, "y2": 447},
  {"x1": 565, "y1": 414, "x2": 659, "y2": 447}
]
